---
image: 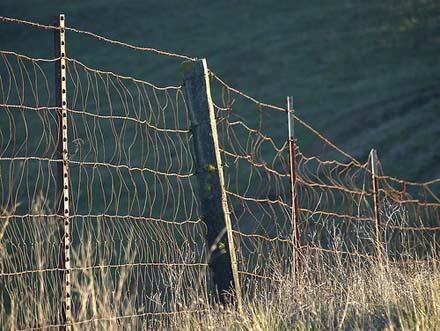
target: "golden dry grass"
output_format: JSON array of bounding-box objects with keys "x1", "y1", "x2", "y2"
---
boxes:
[{"x1": 1, "y1": 203, "x2": 440, "y2": 330}]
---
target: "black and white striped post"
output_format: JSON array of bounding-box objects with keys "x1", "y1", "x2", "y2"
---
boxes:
[{"x1": 54, "y1": 14, "x2": 71, "y2": 330}]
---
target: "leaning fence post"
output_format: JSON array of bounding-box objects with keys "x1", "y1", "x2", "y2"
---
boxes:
[
  {"x1": 287, "y1": 96, "x2": 301, "y2": 284},
  {"x1": 54, "y1": 14, "x2": 71, "y2": 330},
  {"x1": 370, "y1": 149, "x2": 383, "y2": 262},
  {"x1": 182, "y1": 59, "x2": 242, "y2": 309}
]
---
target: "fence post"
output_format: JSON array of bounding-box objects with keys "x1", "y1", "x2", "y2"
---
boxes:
[
  {"x1": 287, "y1": 96, "x2": 301, "y2": 284},
  {"x1": 54, "y1": 14, "x2": 71, "y2": 330},
  {"x1": 370, "y1": 149, "x2": 383, "y2": 262},
  {"x1": 182, "y1": 59, "x2": 242, "y2": 309}
]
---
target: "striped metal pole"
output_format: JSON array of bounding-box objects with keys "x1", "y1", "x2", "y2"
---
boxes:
[{"x1": 55, "y1": 14, "x2": 71, "y2": 330}]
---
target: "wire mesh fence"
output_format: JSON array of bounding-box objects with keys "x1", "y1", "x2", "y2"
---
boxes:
[
  {"x1": 0, "y1": 16, "x2": 208, "y2": 329},
  {"x1": 210, "y1": 70, "x2": 440, "y2": 288},
  {"x1": 0, "y1": 15, "x2": 439, "y2": 329}
]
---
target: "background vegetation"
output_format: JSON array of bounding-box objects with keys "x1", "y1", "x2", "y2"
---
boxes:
[{"x1": 1, "y1": 0, "x2": 439, "y2": 181}]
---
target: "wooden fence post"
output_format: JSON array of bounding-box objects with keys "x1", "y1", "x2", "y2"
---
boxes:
[
  {"x1": 54, "y1": 14, "x2": 71, "y2": 330},
  {"x1": 370, "y1": 149, "x2": 383, "y2": 261},
  {"x1": 182, "y1": 59, "x2": 242, "y2": 309},
  {"x1": 287, "y1": 96, "x2": 301, "y2": 284}
]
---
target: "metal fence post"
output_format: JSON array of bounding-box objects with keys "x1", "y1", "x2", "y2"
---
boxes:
[
  {"x1": 54, "y1": 14, "x2": 71, "y2": 330},
  {"x1": 182, "y1": 59, "x2": 242, "y2": 309},
  {"x1": 287, "y1": 96, "x2": 301, "y2": 284},
  {"x1": 370, "y1": 149, "x2": 383, "y2": 261}
]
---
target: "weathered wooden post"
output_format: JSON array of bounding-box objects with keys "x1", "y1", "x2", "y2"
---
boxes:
[
  {"x1": 370, "y1": 149, "x2": 383, "y2": 261},
  {"x1": 287, "y1": 96, "x2": 301, "y2": 284},
  {"x1": 182, "y1": 59, "x2": 242, "y2": 308},
  {"x1": 54, "y1": 14, "x2": 71, "y2": 330}
]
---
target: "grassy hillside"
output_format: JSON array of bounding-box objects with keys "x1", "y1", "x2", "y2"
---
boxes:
[{"x1": 1, "y1": 0, "x2": 439, "y2": 181}]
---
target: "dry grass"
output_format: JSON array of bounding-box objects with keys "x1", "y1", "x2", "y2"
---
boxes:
[
  {"x1": 1, "y1": 202, "x2": 440, "y2": 330},
  {"x1": 172, "y1": 258, "x2": 440, "y2": 331},
  {"x1": 3, "y1": 246, "x2": 439, "y2": 330}
]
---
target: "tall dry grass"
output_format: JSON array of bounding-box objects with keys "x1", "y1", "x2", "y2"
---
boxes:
[{"x1": 1, "y1": 200, "x2": 439, "y2": 330}]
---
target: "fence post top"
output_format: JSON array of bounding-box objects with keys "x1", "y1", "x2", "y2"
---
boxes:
[
  {"x1": 287, "y1": 96, "x2": 294, "y2": 112},
  {"x1": 182, "y1": 58, "x2": 208, "y2": 80},
  {"x1": 370, "y1": 149, "x2": 378, "y2": 174}
]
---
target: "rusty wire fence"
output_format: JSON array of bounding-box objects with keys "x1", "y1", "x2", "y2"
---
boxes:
[
  {"x1": 211, "y1": 74, "x2": 440, "y2": 291},
  {"x1": 0, "y1": 15, "x2": 439, "y2": 329}
]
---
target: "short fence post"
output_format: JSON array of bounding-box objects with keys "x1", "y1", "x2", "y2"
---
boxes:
[
  {"x1": 182, "y1": 59, "x2": 242, "y2": 309},
  {"x1": 287, "y1": 96, "x2": 301, "y2": 285},
  {"x1": 370, "y1": 149, "x2": 383, "y2": 262},
  {"x1": 54, "y1": 14, "x2": 71, "y2": 330}
]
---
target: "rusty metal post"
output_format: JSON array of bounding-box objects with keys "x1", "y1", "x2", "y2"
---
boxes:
[
  {"x1": 54, "y1": 14, "x2": 71, "y2": 330},
  {"x1": 370, "y1": 149, "x2": 383, "y2": 262},
  {"x1": 287, "y1": 96, "x2": 301, "y2": 284}
]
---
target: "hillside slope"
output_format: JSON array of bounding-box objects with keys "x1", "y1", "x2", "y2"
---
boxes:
[{"x1": 1, "y1": 0, "x2": 439, "y2": 181}]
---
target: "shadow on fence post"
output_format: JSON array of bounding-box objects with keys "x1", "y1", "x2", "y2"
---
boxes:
[
  {"x1": 54, "y1": 14, "x2": 71, "y2": 330},
  {"x1": 287, "y1": 96, "x2": 301, "y2": 286},
  {"x1": 182, "y1": 59, "x2": 242, "y2": 309},
  {"x1": 370, "y1": 149, "x2": 383, "y2": 262}
]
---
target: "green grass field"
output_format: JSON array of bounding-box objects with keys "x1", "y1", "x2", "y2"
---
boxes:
[{"x1": 1, "y1": 0, "x2": 439, "y2": 181}]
